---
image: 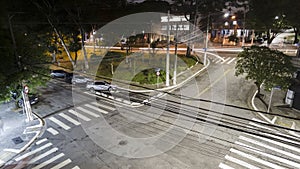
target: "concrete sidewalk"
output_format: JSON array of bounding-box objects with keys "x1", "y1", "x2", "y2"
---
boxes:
[
  {"x1": 251, "y1": 87, "x2": 300, "y2": 138},
  {"x1": 0, "y1": 102, "x2": 44, "y2": 168}
]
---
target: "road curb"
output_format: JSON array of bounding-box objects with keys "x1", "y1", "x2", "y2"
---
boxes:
[{"x1": 250, "y1": 88, "x2": 300, "y2": 138}]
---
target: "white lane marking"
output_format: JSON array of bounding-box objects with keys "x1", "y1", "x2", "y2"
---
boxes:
[
  {"x1": 72, "y1": 166, "x2": 80, "y2": 169},
  {"x1": 235, "y1": 141, "x2": 261, "y2": 151},
  {"x1": 77, "y1": 107, "x2": 100, "y2": 117},
  {"x1": 3, "y1": 149, "x2": 20, "y2": 153},
  {"x1": 248, "y1": 133, "x2": 300, "y2": 152},
  {"x1": 225, "y1": 155, "x2": 261, "y2": 169},
  {"x1": 237, "y1": 141, "x2": 300, "y2": 168},
  {"x1": 227, "y1": 58, "x2": 236, "y2": 64},
  {"x1": 0, "y1": 159, "x2": 4, "y2": 166},
  {"x1": 47, "y1": 128, "x2": 59, "y2": 135},
  {"x1": 230, "y1": 148, "x2": 285, "y2": 169},
  {"x1": 240, "y1": 135, "x2": 300, "y2": 160},
  {"x1": 249, "y1": 122, "x2": 275, "y2": 131},
  {"x1": 68, "y1": 110, "x2": 91, "y2": 121},
  {"x1": 221, "y1": 57, "x2": 231, "y2": 63},
  {"x1": 59, "y1": 113, "x2": 81, "y2": 126},
  {"x1": 215, "y1": 59, "x2": 223, "y2": 64},
  {"x1": 49, "y1": 117, "x2": 71, "y2": 130},
  {"x1": 36, "y1": 138, "x2": 48, "y2": 145},
  {"x1": 32, "y1": 153, "x2": 64, "y2": 169},
  {"x1": 218, "y1": 163, "x2": 234, "y2": 169},
  {"x1": 50, "y1": 158, "x2": 72, "y2": 169},
  {"x1": 84, "y1": 104, "x2": 108, "y2": 114},
  {"x1": 91, "y1": 102, "x2": 116, "y2": 111},
  {"x1": 29, "y1": 147, "x2": 58, "y2": 164},
  {"x1": 15, "y1": 143, "x2": 53, "y2": 161}
]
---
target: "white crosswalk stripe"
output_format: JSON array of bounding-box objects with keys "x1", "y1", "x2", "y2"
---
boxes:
[
  {"x1": 50, "y1": 158, "x2": 72, "y2": 169},
  {"x1": 225, "y1": 155, "x2": 261, "y2": 169},
  {"x1": 68, "y1": 109, "x2": 91, "y2": 121},
  {"x1": 77, "y1": 106, "x2": 100, "y2": 117},
  {"x1": 36, "y1": 138, "x2": 48, "y2": 145},
  {"x1": 49, "y1": 117, "x2": 71, "y2": 130},
  {"x1": 227, "y1": 58, "x2": 236, "y2": 64},
  {"x1": 212, "y1": 57, "x2": 237, "y2": 65},
  {"x1": 32, "y1": 153, "x2": 65, "y2": 169},
  {"x1": 59, "y1": 113, "x2": 81, "y2": 126},
  {"x1": 91, "y1": 102, "x2": 116, "y2": 111},
  {"x1": 219, "y1": 163, "x2": 234, "y2": 169},
  {"x1": 47, "y1": 127, "x2": 59, "y2": 135},
  {"x1": 72, "y1": 166, "x2": 81, "y2": 169},
  {"x1": 221, "y1": 57, "x2": 231, "y2": 64},
  {"x1": 28, "y1": 147, "x2": 58, "y2": 164},
  {"x1": 15, "y1": 143, "x2": 53, "y2": 161},
  {"x1": 220, "y1": 117, "x2": 300, "y2": 169},
  {"x1": 230, "y1": 148, "x2": 285, "y2": 169},
  {"x1": 84, "y1": 104, "x2": 109, "y2": 114}
]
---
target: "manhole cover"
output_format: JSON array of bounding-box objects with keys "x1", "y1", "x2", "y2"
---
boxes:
[
  {"x1": 12, "y1": 137, "x2": 24, "y2": 145},
  {"x1": 119, "y1": 140, "x2": 127, "y2": 146}
]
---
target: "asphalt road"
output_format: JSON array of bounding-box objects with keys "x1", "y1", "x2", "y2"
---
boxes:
[{"x1": 6, "y1": 53, "x2": 300, "y2": 169}]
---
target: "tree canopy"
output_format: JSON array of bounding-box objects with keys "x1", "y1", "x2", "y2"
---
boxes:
[{"x1": 235, "y1": 46, "x2": 295, "y2": 95}]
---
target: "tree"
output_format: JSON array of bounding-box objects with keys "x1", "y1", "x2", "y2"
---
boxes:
[
  {"x1": 0, "y1": 1, "x2": 51, "y2": 102},
  {"x1": 235, "y1": 46, "x2": 295, "y2": 96}
]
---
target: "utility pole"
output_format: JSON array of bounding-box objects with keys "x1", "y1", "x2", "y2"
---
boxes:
[
  {"x1": 166, "y1": 10, "x2": 170, "y2": 87},
  {"x1": 173, "y1": 23, "x2": 178, "y2": 85},
  {"x1": 242, "y1": 6, "x2": 246, "y2": 47}
]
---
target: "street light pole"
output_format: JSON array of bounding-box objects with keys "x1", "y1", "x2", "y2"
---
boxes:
[
  {"x1": 242, "y1": 7, "x2": 246, "y2": 46},
  {"x1": 166, "y1": 10, "x2": 170, "y2": 87},
  {"x1": 173, "y1": 23, "x2": 178, "y2": 85}
]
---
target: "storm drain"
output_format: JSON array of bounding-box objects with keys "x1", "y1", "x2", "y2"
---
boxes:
[{"x1": 12, "y1": 137, "x2": 23, "y2": 145}]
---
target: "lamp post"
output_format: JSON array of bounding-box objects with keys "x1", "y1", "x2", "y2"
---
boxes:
[{"x1": 166, "y1": 10, "x2": 170, "y2": 87}]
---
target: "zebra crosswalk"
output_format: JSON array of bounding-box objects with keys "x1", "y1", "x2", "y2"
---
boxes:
[
  {"x1": 45, "y1": 101, "x2": 116, "y2": 136},
  {"x1": 11, "y1": 101, "x2": 116, "y2": 169},
  {"x1": 210, "y1": 57, "x2": 237, "y2": 65},
  {"x1": 12, "y1": 138, "x2": 79, "y2": 169},
  {"x1": 219, "y1": 118, "x2": 300, "y2": 169}
]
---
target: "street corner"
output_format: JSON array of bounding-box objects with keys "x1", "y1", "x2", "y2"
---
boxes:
[{"x1": 0, "y1": 112, "x2": 45, "y2": 168}]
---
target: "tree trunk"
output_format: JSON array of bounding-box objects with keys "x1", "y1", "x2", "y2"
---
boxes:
[
  {"x1": 74, "y1": 51, "x2": 78, "y2": 65},
  {"x1": 80, "y1": 27, "x2": 89, "y2": 70},
  {"x1": 255, "y1": 81, "x2": 261, "y2": 97}
]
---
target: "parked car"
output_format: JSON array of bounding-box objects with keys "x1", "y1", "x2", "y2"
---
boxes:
[
  {"x1": 86, "y1": 81, "x2": 117, "y2": 93},
  {"x1": 50, "y1": 69, "x2": 66, "y2": 78},
  {"x1": 11, "y1": 91, "x2": 39, "y2": 108},
  {"x1": 17, "y1": 94, "x2": 39, "y2": 108},
  {"x1": 72, "y1": 75, "x2": 92, "y2": 85}
]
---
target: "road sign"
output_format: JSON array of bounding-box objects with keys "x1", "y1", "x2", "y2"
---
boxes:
[
  {"x1": 24, "y1": 85, "x2": 29, "y2": 94},
  {"x1": 156, "y1": 71, "x2": 160, "y2": 76}
]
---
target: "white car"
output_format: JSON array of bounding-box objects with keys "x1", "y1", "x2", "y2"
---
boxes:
[
  {"x1": 72, "y1": 75, "x2": 92, "y2": 85},
  {"x1": 86, "y1": 81, "x2": 117, "y2": 93}
]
